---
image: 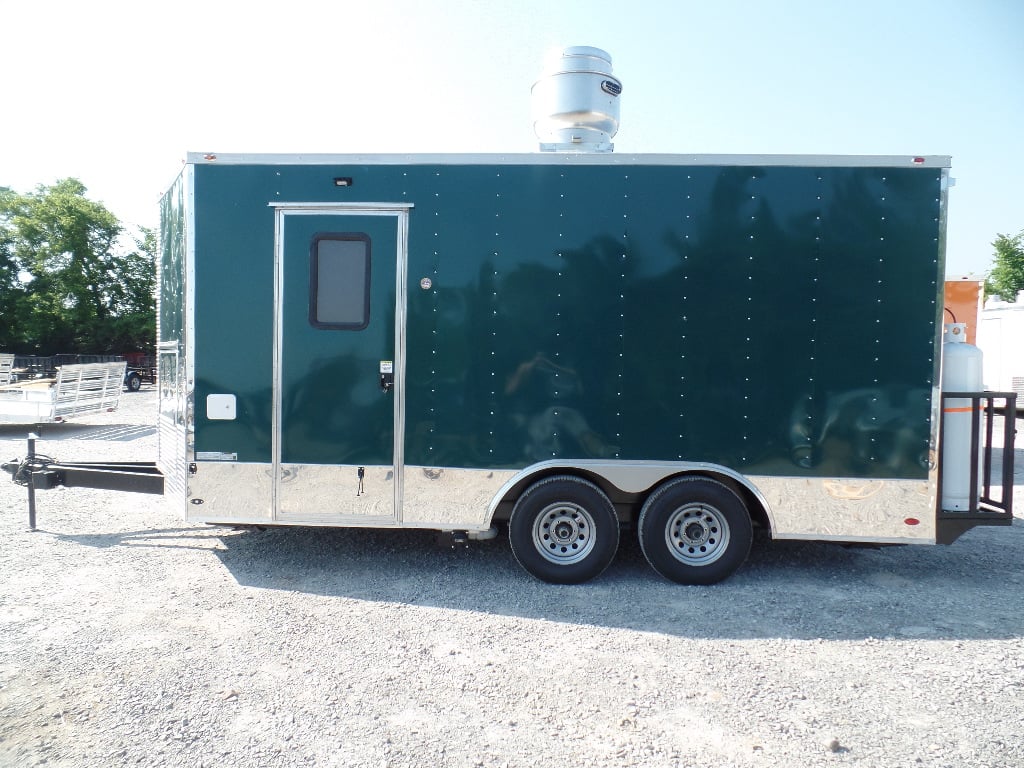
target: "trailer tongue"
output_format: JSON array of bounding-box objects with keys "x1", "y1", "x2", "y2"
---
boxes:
[{"x1": 2, "y1": 434, "x2": 163, "y2": 531}]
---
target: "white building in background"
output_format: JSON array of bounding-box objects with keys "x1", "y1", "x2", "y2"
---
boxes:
[{"x1": 977, "y1": 290, "x2": 1024, "y2": 396}]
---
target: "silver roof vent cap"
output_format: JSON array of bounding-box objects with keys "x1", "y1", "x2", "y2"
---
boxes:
[{"x1": 532, "y1": 46, "x2": 621, "y2": 153}]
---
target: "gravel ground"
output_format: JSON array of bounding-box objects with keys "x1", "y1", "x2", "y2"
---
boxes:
[{"x1": 1, "y1": 389, "x2": 1023, "y2": 768}]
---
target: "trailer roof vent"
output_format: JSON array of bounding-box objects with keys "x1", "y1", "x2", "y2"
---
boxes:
[{"x1": 532, "y1": 46, "x2": 621, "y2": 153}]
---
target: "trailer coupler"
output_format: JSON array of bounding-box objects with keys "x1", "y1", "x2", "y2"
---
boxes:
[{"x1": 3, "y1": 434, "x2": 164, "y2": 531}]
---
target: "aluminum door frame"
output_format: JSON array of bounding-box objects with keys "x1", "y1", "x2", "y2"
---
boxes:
[{"x1": 271, "y1": 202, "x2": 412, "y2": 523}]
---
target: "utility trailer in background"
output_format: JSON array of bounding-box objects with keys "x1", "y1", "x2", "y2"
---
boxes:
[
  {"x1": 122, "y1": 354, "x2": 157, "y2": 392},
  {"x1": 0, "y1": 354, "x2": 14, "y2": 386},
  {"x1": 9, "y1": 354, "x2": 150, "y2": 393},
  {"x1": 0, "y1": 361, "x2": 127, "y2": 424}
]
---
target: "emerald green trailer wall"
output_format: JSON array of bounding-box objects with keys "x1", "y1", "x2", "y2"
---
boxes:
[{"x1": 157, "y1": 152, "x2": 952, "y2": 584}]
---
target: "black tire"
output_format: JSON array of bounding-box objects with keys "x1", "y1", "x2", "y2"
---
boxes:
[
  {"x1": 638, "y1": 477, "x2": 752, "y2": 585},
  {"x1": 125, "y1": 372, "x2": 142, "y2": 392},
  {"x1": 508, "y1": 475, "x2": 619, "y2": 584}
]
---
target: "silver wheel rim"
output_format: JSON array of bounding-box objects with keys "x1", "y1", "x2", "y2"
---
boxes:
[
  {"x1": 665, "y1": 503, "x2": 730, "y2": 566},
  {"x1": 532, "y1": 502, "x2": 597, "y2": 565}
]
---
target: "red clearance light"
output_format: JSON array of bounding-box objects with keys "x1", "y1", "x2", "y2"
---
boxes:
[
  {"x1": 204, "y1": 154, "x2": 218, "y2": 161},
  {"x1": 904, "y1": 517, "x2": 920, "y2": 526},
  {"x1": 912, "y1": 157, "x2": 926, "y2": 165}
]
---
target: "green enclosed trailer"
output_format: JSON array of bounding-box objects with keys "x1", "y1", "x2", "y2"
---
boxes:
[{"x1": 152, "y1": 151, "x2": 1015, "y2": 584}]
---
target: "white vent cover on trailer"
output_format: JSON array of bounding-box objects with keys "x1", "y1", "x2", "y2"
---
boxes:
[{"x1": 532, "y1": 46, "x2": 621, "y2": 153}]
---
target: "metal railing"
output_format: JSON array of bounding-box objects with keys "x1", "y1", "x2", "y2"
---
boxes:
[{"x1": 936, "y1": 391, "x2": 1017, "y2": 543}]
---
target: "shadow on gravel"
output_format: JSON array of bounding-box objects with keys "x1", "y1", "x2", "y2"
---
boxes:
[
  {"x1": 991, "y1": 446, "x2": 1024, "y2": 469},
  {"x1": 39, "y1": 526, "x2": 220, "y2": 551},
  {"x1": 1000, "y1": 447, "x2": 1024, "y2": 479},
  {"x1": 0, "y1": 424, "x2": 156, "y2": 441},
  {"x1": 210, "y1": 518, "x2": 1024, "y2": 642}
]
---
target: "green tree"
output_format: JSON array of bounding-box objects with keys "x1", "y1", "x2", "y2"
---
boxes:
[
  {"x1": 107, "y1": 227, "x2": 157, "y2": 351},
  {"x1": 985, "y1": 230, "x2": 1024, "y2": 303},
  {"x1": 0, "y1": 179, "x2": 155, "y2": 353},
  {"x1": 0, "y1": 187, "x2": 30, "y2": 350}
]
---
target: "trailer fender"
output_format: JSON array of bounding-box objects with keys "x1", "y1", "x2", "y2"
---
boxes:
[{"x1": 485, "y1": 459, "x2": 776, "y2": 533}]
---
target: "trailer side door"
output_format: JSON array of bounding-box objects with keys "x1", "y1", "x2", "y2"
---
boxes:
[{"x1": 273, "y1": 204, "x2": 410, "y2": 524}]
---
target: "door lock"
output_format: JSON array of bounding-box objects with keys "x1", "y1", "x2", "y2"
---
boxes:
[{"x1": 379, "y1": 360, "x2": 394, "y2": 393}]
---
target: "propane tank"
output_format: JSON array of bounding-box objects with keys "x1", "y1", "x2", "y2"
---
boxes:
[{"x1": 940, "y1": 323, "x2": 984, "y2": 511}]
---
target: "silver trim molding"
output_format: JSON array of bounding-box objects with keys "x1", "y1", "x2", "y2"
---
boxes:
[
  {"x1": 482, "y1": 460, "x2": 935, "y2": 543},
  {"x1": 191, "y1": 152, "x2": 951, "y2": 169},
  {"x1": 404, "y1": 466, "x2": 517, "y2": 529},
  {"x1": 188, "y1": 462, "x2": 273, "y2": 522}
]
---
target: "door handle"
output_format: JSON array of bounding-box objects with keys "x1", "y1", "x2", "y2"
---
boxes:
[{"x1": 379, "y1": 360, "x2": 394, "y2": 393}]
